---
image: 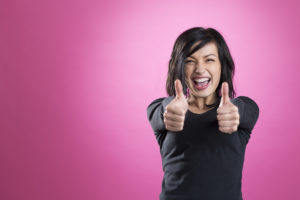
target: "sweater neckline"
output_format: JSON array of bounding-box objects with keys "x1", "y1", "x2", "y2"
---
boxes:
[{"x1": 187, "y1": 106, "x2": 218, "y2": 116}]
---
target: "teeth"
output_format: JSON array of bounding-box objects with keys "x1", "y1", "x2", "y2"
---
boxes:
[{"x1": 194, "y1": 78, "x2": 210, "y2": 83}]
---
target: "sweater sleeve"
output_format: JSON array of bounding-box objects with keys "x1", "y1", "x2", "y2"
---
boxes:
[
  {"x1": 231, "y1": 96, "x2": 259, "y2": 145},
  {"x1": 147, "y1": 96, "x2": 174, "y2": 133},
  {"x1": 231, "y1": 96, "x2": 260, "y2": 132},
  {"x1": 146, "y1": 97, "x2": 174, "y2": 147}
]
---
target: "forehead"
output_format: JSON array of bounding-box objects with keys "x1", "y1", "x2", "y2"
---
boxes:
[{"x1": 189, "y1": 41, "x2": 218, "y2": 57}]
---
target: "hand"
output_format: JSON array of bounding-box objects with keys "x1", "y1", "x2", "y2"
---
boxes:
[
  {"x1": 163, "y1": 79, "x2": 188, "y2": 131},
  {"x1": 217, "y1": 82, "x2": 240, "y2": 134}
]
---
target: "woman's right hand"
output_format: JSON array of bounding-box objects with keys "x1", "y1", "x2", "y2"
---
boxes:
[{"x1": 163, "y1": 79, "x2": 188, "y2": 131}]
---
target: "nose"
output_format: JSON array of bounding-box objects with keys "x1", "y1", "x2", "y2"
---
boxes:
[{"x1": 195, "y1": 62, "x2": 205, "y2": 73}]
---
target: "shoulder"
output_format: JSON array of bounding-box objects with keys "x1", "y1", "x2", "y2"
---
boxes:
[
  {"x1": 234, "y1": 96, "x2": 259, "y2": 109},
  {"x1": 231, "y1": 96, "x2": 260, "y2": 117},
  {"x1": 147, "y1": 96, "x2": 175, "y2": 109},
  {"x1": 146, "y1": 96, "x2": 175, "y2": 120}
]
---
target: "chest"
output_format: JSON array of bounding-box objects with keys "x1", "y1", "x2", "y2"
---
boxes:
[{"x1": 161, "y1": 111, "x2": 244, "y2": 157}]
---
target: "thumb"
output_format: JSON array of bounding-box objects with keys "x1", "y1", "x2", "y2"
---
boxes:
[
  {"x1": 219, "y1": 82, "x2": 231, "y2": 107},
  {"x1": 174, "y1": 79, "x2": 184, "y2": 99}
]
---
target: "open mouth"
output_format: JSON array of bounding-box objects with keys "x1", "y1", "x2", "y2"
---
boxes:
[{"x1": 193, "y1": 77, "x2": 211, "y2": 90}]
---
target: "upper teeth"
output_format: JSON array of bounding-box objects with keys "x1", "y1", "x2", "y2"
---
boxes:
[{"x1": 194, "y1": 78, "x2": 209, "y2": 83}]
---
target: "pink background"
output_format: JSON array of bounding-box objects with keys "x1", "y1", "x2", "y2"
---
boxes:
[{"x1": 1, "y1": 0, "x2": 300, "y2": 199}]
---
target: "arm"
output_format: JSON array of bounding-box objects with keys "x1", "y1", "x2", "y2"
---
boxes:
[
  {"x1": 231, "y1": 96, "x2": 259, "y2": 145},
  {"x1": 146, "y1": 97, "x2": 174, "y2": 134},
  {"x1": 231, "y1": 96, "x2": 260, "y2": 132},
  {"x1": 147, "y1": 97, "x2": 174, "y2": 148}
]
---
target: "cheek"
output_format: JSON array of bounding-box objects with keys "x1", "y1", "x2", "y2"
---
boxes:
[
  {"x1": 213, "y1": 65, "x2": 221, "y2": 79},
  {"x1": 211, "y1": 66, "x2": 221, "y2": 86},
  {"x1": 184, "y1": 66, "x2": 193, "y2": 79}
]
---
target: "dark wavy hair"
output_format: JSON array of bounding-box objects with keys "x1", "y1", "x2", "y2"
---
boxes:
[{"x1": 166, "y1": 27, "x2": 236, "y2": 106}]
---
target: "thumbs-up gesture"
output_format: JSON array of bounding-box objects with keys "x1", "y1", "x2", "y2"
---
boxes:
[
  {"x1": 163, "y1": 79, "x2": 189, "y2": 131},
  {"x1": 217, "y1": 82, "x2": 240, "y2": 134}
]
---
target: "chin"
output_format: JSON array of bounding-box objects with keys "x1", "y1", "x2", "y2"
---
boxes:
[{"x1": 194, "y1": 92, "x2": 211, "y2": 98}]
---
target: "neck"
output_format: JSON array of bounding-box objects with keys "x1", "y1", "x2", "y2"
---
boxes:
[{"x1": 188, "y1": 93, "x2": 218, "y2": 110}]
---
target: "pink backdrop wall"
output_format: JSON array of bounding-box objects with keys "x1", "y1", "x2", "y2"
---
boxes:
[{"x1": 1, "y1": 0, "x2": 300, "y2": 199}]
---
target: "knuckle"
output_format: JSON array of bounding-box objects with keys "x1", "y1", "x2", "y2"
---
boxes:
[
  {"x1": 181, "y1": 116, "x2": 185, "y2": 122},
  {"x1": 179, "y1": 110, "x2": 185, "y2": 115},
  {"x1": 164, "y1": 113, "x2": 169, "y2": 119},
  {"x1": 234, "y1": 113, "x2": 239, "y2": 119},
  {"x1": 234, "y1": 106, "x2": 238, "y2": 111}
]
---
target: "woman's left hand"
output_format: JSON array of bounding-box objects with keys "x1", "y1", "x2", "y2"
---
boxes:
[{"x1": 217, "y1": 82, "x2": 240, "y2": 134}]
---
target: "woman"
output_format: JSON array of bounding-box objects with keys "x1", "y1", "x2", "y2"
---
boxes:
[{"x1": 147, "y1": 27, "x2": 259, "y2": 200}]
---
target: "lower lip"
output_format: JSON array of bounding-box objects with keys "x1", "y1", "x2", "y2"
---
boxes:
[{"x1": 193, "y1": 80, "x2": 210, "y2": 90}]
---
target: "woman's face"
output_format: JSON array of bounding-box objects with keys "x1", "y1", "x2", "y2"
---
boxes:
[{"x1": 184, "y1": 42, "x2": 221, "y2": 100}]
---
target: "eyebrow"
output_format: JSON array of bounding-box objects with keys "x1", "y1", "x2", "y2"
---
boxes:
[{"x1": 188, "y1": 54, "x2": 217, "y2": 59}]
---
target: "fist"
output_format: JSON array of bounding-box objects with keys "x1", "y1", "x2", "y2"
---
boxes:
[
  {"x1": 163, "y1": 79, "x2": 188, "y2": 131},
  {"x1": 217, "y1": 82, "x2": 240, "y2": 134}
]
